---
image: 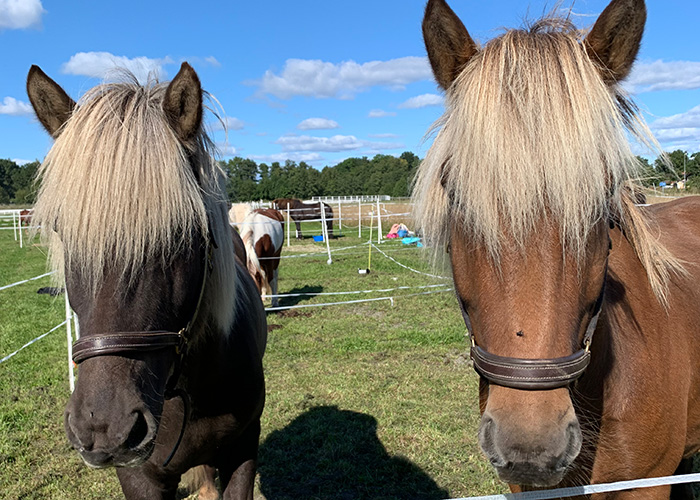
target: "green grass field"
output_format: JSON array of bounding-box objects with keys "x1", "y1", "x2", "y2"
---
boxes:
[{"x1": 0, "y1": 219, "x2": 504, "y2": 499}]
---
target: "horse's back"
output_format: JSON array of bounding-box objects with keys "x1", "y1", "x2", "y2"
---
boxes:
[
  {"x1": 648, "y1": 196, "x2": 700, "y2": 262},
  {"x1": 229, "y1": 203, "x2": 252, "y2": 226}
]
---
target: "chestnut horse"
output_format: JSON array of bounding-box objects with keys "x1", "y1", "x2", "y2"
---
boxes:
[
  {"x1": 27, "y1": 63, "x2": 266, "y2": 500},
  {"x1": 415, "y1": 0, "x2": 700, "y2": 498},
  {"x1": 240, "y1": 208, "x2": 285, "y2": 307},
  {"x1": 272, "y1": 198, "x2": 334, "y2": 239}
]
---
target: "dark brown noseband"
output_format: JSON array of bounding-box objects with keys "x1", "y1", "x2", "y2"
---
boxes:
[
  {"x1": 463, "y1": 275, "x2": 605, "y2": 391},
  {"x1": 70, "y1": 236, "x2": 214, "y2": 466},
  {"x1": 470, "y1": 344, "x2": 591, "y2": 390}
]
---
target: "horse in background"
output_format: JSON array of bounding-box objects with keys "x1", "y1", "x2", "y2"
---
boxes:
[
  {"x1": 19, "y1": 208, "x2": 33, "y2": 228},
  {"x1": 415, "y1": 0, "x2": 700, "y2": 497},
  {"x1": 272, "y1": 198, "x2": 334, "y2": 239},
  {"x1": 27, "y1": 63, "x2": 266, "y2": 500},
  {"x1": 240, "y1": 208, "x2": 284, "y2": 307},
  {"x1": 228, "y1": 202, "x2": 252, "y2": 228}
]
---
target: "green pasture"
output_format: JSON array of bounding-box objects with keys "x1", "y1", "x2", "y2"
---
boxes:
[{"x1": 0, "y1": 220, "x2": 504, "y2": 499}]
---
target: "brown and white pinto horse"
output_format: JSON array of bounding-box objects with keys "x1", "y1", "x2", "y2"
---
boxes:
[
  {"x1": 415, "y1": 0, "x2": 700, "y2": 498},
  {"x1": 240, "y1": 208, "x2": 284, "y2": 308},
  {"x1": 272, "y1": 198, "x2": 334, "y2": 239},
  {"x1": 27, "y1": 63, "x2": 266, "y2": 500}
]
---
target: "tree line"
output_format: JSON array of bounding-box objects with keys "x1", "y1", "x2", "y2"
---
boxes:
[
  {"x1": 221, "y1": 152, "x2": 421, "y2": 202},
  {"x1": 637, "y1": 150, "x2": 700, "y2": 189},
  {"x1": 0, "y1": 159, "x2": 40, "y2": 204},
  {"x1": 1, "y1": 149, "x2": 698, "y2": 206}
]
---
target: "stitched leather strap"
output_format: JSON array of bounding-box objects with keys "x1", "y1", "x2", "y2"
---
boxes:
[
  {"x1": 72, "y1": 331, "x2": 182, "y2": 364},
  {"x1": 470, "y1": 346, "x2": 591, "y2": 390}
]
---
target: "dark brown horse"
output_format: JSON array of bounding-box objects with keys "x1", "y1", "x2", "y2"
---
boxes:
[
  {"x1": 27, "y1": 63, "x2": 266, "y2": 500},
  {"x1": 272, "y1": 197, "x2": 334, "y2": 239},
  {"x1": 415, "y1": 0, "x2": 700, "y2": 498}
]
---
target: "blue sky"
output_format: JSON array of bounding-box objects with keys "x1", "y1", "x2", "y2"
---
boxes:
[{"x1": 2, "y1": 0, "x2": 699, "y2": 168}]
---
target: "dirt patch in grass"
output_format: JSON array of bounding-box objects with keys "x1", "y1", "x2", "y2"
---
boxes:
[{"x1": 277, "y1": 309, "x2": 313, "y2": 319}]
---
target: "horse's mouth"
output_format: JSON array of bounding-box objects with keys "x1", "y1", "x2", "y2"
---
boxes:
[
  {"x1": 78, "y1": 440, "x2": 156, "y2": 469},
  {"x1": 493, "y1": 462, "x2": 568, "y2": 488}
]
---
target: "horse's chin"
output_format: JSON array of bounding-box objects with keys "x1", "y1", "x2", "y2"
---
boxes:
[
  {"x1": 495, "y1": 465, "x2": 567, "y2": 488},
  {"x1": 79, "y1": 440, "x2": 156, "y2": 469}
]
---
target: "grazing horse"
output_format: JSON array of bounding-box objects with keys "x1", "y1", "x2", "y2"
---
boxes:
[
  {"x1": 414, "y1": 0, "x2": 700, "y2": 498},
  {"x1": 240, "y1": 208, "x2": 284, "y2": 307},
  {"x1": 27, "y1": 63, "x2": 267, "y2": 500},
  {"x1": 272, "y1": 198, "x2": 334, "y2": 239}
]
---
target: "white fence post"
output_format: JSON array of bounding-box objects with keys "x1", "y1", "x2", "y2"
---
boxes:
[
  {"x1": 13, "y1": 211, "x2": 18, "y2": 241},
  {"x1": 338, "y1": 201, "x2": 342, "y2": 232},
  {"x1": 286, "y1": 205, "x2": 291, "y2": 247},
  {"x1": 65, "y1": 289, "x2": 75, "y2": 392},
  {"x1": 376, "y1": 200, "x2": 382, "y2": 244},
  {"x1": 358, "y1": 201, "x2": 362, "y2": 238},
  {"x1": 19, "y1": 216, "x2": 23, "y2": 248},
  {"x1": 320, "y1": 202, "x2": 332, "y2": 264}
]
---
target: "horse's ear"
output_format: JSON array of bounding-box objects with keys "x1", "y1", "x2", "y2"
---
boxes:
[
  {"x1": 163, "y1": 62, "x2": 203, "y2": 144},
  {"x1": 26, "y1": 65, "x2": 76, "y2": 138},
  {"x1": 584, "y1": 0, "x2": 646, "y2": 84},
  {"x1": 422, "y1": 0, "x2": 478, "y2": 91}
]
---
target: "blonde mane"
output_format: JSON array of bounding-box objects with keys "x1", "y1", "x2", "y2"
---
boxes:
[
  {"x1": 413, "y1": 18, "x2": 681, "y2": 301},
  {"x1": 33, "y1": 74, "x2": 238, "y2": 332}
]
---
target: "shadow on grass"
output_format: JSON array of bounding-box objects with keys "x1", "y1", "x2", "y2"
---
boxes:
[
  {"x1": 258, "y1": 405, "x2": 449, "y2": 500},
  {"x1": 275, "y1": 285, "x2": 324, "y2": 309}
]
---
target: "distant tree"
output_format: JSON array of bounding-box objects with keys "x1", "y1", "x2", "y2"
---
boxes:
[
  {"x1": 11, "y1": 160, "x2": 40, "y2": 204},
  {"x1": 0, "y1": 159, "x2": 19, "y2": 203},
  {"x1": 0, "y1": 159, "x2": 40, "y2": 204},
  {"x1": 222, "y1": 157, "x2": 259, "y2": 202}
]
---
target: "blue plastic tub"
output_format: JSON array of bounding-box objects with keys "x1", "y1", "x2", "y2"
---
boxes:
[{"x1": 313, "y1": 235, "x2": 324, "y2": 242}]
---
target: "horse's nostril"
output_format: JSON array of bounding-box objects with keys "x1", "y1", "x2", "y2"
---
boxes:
[{"x1": 124, "y1": 411, "x2": 150, "y2": 450}]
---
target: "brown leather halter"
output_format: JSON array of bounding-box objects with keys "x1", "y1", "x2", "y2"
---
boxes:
[
  {"x1": 70, "y1": 236, "x2": 214, "y2": 466},
  {"x1": 462, "y1": 275, "x2": 605, "y2": 391}
]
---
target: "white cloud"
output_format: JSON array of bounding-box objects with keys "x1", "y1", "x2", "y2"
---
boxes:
[
  {"x1": 205, "y1": 56, "x2": 221, "y2": 67},
  {"x1": 211, "y1": 117, "x2": 245, "y2": 131},
  {"x1": 61, "y1": 52, "x2": 174, "y2": 82},
  {"x1": 297, "y1": 118, "x2": 340, "y2": 130},
  {"x1": 398, "y1": 93, "x2": 444, "y2": 109},
  {"x1": 0, "y1": 96, "x2": 32, "y2": 116},
  {"x1": 645, "y1": 105, "x2": 700, "y2": 152},
  {"x1": 218, "y1": 144, "x2": 238, "y2": 156},
  {"x1": 651, "y1": 105, "x2": 700, "y2": 130},
  {"x1": 12, "y1": 158, "x2": 33, "y2": 165},
  {"x1": 250, "y1": 152, "x2": 324, "y2": 164},
  {"x1": 252, "y1": 56, "x2": 432, "y2": 99},
  {"x1": 368, "y1": 133, "x2": 400, "y2": 139},
  {"x1": 0, "y1": 0, "x2": 45, "y2": 29},
  {"x1": 368, "y1": 109, "x2": 397, "y2": 118},
  {"x1": 275, "y1": 134, "x2": 403, "y2": 153},
  {"x1": 626, "y1": 60, "x2": 700, "y2": 93},
  {"x1": 276, "y1": 134, "x2": 362, "y2": 152}
]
